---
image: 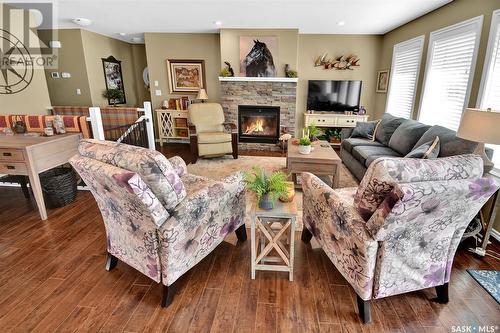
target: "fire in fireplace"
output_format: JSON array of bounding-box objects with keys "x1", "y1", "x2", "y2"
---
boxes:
[{"x1": 238, "y1": 105, "x2": 280, "y2": 143}]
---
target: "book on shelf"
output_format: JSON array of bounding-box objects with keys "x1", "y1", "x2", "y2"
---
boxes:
[{"x1": 168, "y1": 96, "x2": 191, "y2": 110}]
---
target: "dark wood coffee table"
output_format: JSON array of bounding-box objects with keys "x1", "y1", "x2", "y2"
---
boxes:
[{"x1": 287, "y1": 140, "x2": 341, "y2": 188}]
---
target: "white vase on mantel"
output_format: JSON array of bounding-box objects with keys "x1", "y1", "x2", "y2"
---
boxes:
[{"x1": 298, "y1": 145, "x2": 312, "y2": 155}]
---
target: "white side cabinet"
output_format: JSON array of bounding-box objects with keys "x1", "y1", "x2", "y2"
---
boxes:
[
  {"x1": 156, "y1": 109, "x2": 190, "y2": 146},
  {"x1": 304, "y1": 112, "x2": 369, "y2": 128}
]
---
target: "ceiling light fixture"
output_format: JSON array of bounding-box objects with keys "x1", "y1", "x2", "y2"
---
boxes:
[
  {"x1": 72, "y1": 18, "x2": 93, "y2": 26},
  {"x1": 214, "y1": 21, "x2": 222, "y2": 27},
  {"x1": 337, "y1": 21, "x2": 345, "y2": 26}
]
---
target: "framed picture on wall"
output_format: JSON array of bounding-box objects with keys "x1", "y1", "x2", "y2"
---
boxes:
[
  {"x1": 376, "y1": 69, "x2": 390, "y2": 93},
  {"x1": 239, "y1": 36, "x2": 278, "y2": 77},
  {"x1": 102, "y1": 56, "x2": 126, "y2": 105},
  {"x1": 166, "y1": 59, "x2": 206, "y2": 94}
]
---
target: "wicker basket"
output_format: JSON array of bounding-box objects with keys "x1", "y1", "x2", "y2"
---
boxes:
[{"x1": 40, "y1": 167, "x2": 77, "y2": 208}]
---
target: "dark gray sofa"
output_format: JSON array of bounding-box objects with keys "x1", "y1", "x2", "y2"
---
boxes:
[{"x1": 341, "y1": 113, "x2": 479, "y2": 181}]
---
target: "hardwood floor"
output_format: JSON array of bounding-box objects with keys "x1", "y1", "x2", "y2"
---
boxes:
[{"x1": 1, "y1": 145, "x2": 499, "y2": 332}]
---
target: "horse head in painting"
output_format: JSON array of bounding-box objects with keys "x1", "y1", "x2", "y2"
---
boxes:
[{"x1": 243, "y1": 40, "x2": 276, "y2": 77}]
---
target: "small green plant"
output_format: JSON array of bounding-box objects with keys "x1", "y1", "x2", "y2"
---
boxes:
[
  {"x1": 331, "y1": 129, "x2": 342, "y2": 140},
  {"x1": 103, "y1": 88, "x2": 124, "y2": 106},
  {"x1": 299, "y1": 136, "x2": 311, "y2": 146},
  {"x1": 244, "y1": 167, "x2": 289, "y2": 202},
  {"x1": 286, "y1": 70, "x2": 297, "y2": 78},
  {"x1": 220, "y1": 67, "x2": 231, "y2": 77},
  {"x1": 307, "y1": 124, "x2": 323, "y2": 140}
]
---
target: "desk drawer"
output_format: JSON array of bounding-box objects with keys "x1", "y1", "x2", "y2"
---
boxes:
[
  {"x1": 0, "y1": 162, "x2": 28, "y2": 175},
  {"x1": 336, "y1": 117, "x2": 358, "y2": 127},
  {"x1": 0, "y1": 149, "x2": 24, "y2": 162}
]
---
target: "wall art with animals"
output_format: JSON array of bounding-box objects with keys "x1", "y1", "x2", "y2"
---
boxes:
[{"x1": 240, "y1": 36, "x2": 278, "y2": 77}]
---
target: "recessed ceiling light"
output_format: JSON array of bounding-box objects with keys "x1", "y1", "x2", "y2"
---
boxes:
[
  {"x1": 214, "y1": 21, "x2": 222, "y2": 27},
  {"x1": 72, "y1": 18, "x2": 93, "y2": 26},
  {"x1": 119, "y1": 32, "x2": 127, "y2": 36},
  {"x1": 337, "y1": 21, "x2": 345, "y2": 26}
]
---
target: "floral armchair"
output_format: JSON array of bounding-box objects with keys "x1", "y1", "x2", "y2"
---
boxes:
[
  {"x1": 301, "y1": 154, "x2": 499, "y2": 323},
  {"x1": 69, "y1": 139, "x2": 247, "y2": 306}
]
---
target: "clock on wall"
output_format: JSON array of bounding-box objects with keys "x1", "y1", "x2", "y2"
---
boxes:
[{"x1": 0, "y1": 29, "x2": 34, "y2": 94}]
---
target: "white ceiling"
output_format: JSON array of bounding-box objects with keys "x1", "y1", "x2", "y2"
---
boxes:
[{"x1": 44, "y1": 0, "x2": 453, "y2": 43}]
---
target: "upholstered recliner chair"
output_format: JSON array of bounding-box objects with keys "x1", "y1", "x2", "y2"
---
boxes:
[
  {"x1": 70, "y1": 139, "x2": 247, "y2": 306},
  {"x1": 188, "y1": 103, "x2": 238, "y2": 163},
  {"x1": 301, "y1": 155, "x2": 499, "y2": 323}
]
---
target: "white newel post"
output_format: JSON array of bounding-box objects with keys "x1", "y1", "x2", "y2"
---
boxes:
[
  {"x1": 143, "y1": 101, "x2": 156, "y2": 150},
  {"x1": 89, "y1": 107, "x2": 105, "y2": 140}
]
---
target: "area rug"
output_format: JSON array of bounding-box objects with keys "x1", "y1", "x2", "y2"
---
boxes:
[
  {"x1": 467, "y1": 269, "x2": 500, "y2": 304},
  {"x1": 187, "y1": 155, "x2": 358, "y2": 231}
]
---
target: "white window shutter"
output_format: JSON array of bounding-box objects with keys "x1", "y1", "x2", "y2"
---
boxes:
[
  {"x1": 419, "y1": 16, "x2": 483, "y2": 131},
  {"x1": 386, "y1": 35, "x2": 424, "y2": 118}
]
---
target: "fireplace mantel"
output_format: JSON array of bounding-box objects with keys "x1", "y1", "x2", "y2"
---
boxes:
[{"x1": 218, "y1": 76, "x2": 298, "y2": 83}]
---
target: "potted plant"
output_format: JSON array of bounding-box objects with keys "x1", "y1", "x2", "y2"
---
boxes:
[
  {"x1": 298, "y1": 136, "x2": 312, "y2": 154},
  {"x1": 307, "y1": 124, "x2": 324, "y2": 141},
  {"x1": 103, "y1": 88, "x2": 124, "y2": 106},
  {"x1": 329, "y1": 129, "x2": 342, "y2": 144},
  {"x1": 244, "y1": 167, "x2": 289, "y2": 210}
]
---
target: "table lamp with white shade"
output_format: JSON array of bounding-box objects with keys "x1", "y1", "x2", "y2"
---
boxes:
[
  {"x1": 196, "y1": 88, "x2": 208, "y2": 103},
  {"x1": 457, "y1": 108, "x2": 500, "y2": 174}
]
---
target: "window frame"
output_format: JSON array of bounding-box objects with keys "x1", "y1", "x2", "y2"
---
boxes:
[
  {"x1": 477, "y1": 9, "x2": 500, "y2": 176},
  {"x1": 417, "y1": 15, "x2": 484, "y2": 129},
  {"x1": 385, "y1": 35, "x2": 425, "y2": 119}
]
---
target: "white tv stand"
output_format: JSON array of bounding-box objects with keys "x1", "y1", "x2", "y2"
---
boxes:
[{"x1": 304, "y1": 111, "x2": 369, "y2": 128}]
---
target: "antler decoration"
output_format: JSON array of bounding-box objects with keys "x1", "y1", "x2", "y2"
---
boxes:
[{"x1": 314, "y1": 54, "x2": 360, "y2": 70}]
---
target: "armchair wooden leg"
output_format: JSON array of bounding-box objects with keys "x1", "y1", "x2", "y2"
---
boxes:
[
  {"x1": 231, "y1": 133, "x2": 238, "y2": 159},
  {"x1": 161, "y1": 283, "x2": 176, "y2": 307},
  {"x1": 301, "y1": 228, "x2": 312, "y2": 243},
  {"x1": 105, "y1": 253, "x2": 118, "y2": 271},
  {"x1": 434, "y1": 283, "x2": 449, "y2": 304},
  {"x1": 235, "y1": 224, "x2": 247, "y2": 241},
  {"x1": 189, "y1": 135, "x2": 198, "y2": 164},
  {"x1": 357, "y1": 295, "x2": 372, "y2": 324}
]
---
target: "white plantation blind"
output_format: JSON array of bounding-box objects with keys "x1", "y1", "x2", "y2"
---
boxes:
[
  {"x1": 386, "y1": 35, "x2": 424, "y2": 118},
  {"x1": 419, "y1": 16, "x2": 483, "y2": 131},
  {"x1": 478, "y1": 10, "x2": 500, "y2": 170}
]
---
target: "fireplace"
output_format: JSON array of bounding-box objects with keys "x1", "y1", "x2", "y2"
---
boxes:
[{"x1": 238, "y1": 105, "x2": 280, "y2": 143}]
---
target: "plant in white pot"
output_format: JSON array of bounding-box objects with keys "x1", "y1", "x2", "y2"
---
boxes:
[
  {"x1": 244, "y1": 167, "x2": 289, "y2": 210},
  {"x1": 298, "y1": 136, "x2": 312, "y2": 155}
]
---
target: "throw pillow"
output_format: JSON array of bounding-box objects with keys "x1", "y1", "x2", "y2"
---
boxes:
[
  {"x1": 405, "y1": 137, "x2": 440, "y2": 159},
  {"x1": 350, "y1": 121, "x2": 378, "y2": 140}
]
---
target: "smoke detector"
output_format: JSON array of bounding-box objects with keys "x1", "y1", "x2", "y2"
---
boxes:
[{"x1": 72, "y1": 18, "x2": 93, "y2": 26}]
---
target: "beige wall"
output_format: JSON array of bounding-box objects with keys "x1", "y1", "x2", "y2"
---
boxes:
[
  {"x1": 81, "y1": 29, "x2": 146, "y2": 107},
  {"x1": 144, "y1": 33, "x2": 221, "y2": 110},
  {"x1": 39, "y1": 29, "x2": 93, "y2": 106},
  {"x1": 220, "y1": 29, "x2": 299, "y2": 77},
  {"x1": 375, "y1": 0, "x2": 500, "y2": 120},
  {"x1": 131, "y1": 44, "x2": 150, "y2": 104},
  {"x1": 296, "y1": 34, "x2": 382, "y2": 131},
  {"x1": 0, "y1": 4, "x2": 52, "y2": 115}
]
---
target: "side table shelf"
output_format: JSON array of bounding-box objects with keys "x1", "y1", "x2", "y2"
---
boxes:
[{"x1": 156, "y1": 109, "x2": 190, "y2": 146}]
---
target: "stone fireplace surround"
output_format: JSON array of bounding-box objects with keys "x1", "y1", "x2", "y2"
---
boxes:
[{"x1": 220, "y1": 78, "x2": 297, "y2": 151}]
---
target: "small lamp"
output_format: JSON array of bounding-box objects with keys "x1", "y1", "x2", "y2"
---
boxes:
[
  {"x1": 196, "y1": 88, "x2": 208, "y2": 103},
  {"x1": 457, "y1": 108, "x2": 500, "y2": 173}
]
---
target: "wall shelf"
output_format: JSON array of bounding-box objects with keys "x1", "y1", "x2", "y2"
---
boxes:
[{"x1": 218, "y1": 76, "x2": 298, "y2": 83}]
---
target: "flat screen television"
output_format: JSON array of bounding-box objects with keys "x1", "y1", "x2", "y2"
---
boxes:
[{"x1": 307, "y1": 80, "x2": 362, "y2": 112}]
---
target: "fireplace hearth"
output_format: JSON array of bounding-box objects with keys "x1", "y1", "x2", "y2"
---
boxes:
[{"x1": 238, "y1": 105, "x2": 280, "y2": 143}]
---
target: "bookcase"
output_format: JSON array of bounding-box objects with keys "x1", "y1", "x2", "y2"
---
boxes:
[{"x1": 156, "y1": 109, "x2": 189, "y2": 146}]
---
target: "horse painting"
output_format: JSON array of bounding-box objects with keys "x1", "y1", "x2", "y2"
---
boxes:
[{"x1": 240, "y1": 38, "x2": 277, "y2": 77}]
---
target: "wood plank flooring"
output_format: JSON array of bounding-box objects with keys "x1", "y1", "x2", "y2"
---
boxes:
[{"x1": 1, "y1": 145, "x2": 499, "y2": 332}]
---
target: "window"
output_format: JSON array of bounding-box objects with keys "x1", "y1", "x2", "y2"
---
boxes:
[
  {"x1": 418, "y1": 16, "x2": 483, "y2": 131},
  {"x1": 386, "y1": 35, "x2": 425, "y2": 118},
  {"x1": 478, "y1": 9, "x2": 500, "y2": 171}
]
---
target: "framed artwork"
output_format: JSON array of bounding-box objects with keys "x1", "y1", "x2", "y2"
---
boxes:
[
  {"x1": 376, "y1": 70, "x2": 390, "y2": 93},
  {"x1": 167, "y1": 59, "x2": 206, "y2": 94},
  {"x1": 102, "y1": 56, "x2": 126, "y2": 105},
  {"x1": 240, "y1": 36, "x2": 278, "y2": 77}
]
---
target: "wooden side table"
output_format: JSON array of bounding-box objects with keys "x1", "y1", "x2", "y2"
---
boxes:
[
  {"x1": 155, "y1": 109, "x2": 189, "y2": 146},
  {"x1": 251, "y1": 198, "x2": 298, "y2": 281}
]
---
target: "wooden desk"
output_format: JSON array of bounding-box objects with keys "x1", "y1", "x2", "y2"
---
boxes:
[{"x1": 0, "y1": 133, "x2": 81, "y2": 220}]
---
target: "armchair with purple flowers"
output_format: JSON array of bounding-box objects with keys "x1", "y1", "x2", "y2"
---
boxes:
[
  {"x1": 69, "y1": 139, "x2": 247, "y2": 307},
  {"x1": 301, "y1": 154, "x2": 499, "y2": 323}
]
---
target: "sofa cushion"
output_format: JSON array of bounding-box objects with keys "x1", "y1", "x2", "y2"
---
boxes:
[
  {"x1": 351, "y1": 121, "x2": 378, "y2": 140},
  {"x1": 352, "y1": 145, "x2": 402, "y2": 166},
  {"x1": 198, "y1": 132, "x2": 232, "y2": 144},
  {"x1": 78, "y1": 139, "x2": 186, "y2": 210},
  {"x1": 405, "y1": 137, "x2": 440, "y2": 159},
  {"x1": 388, "y1": 119, "x2": 431, "y2": 155},
  {"x1": 342, "y1": 138, "x2": 384, "y2": 154},
  {"x1": 413, "y1": 125, "x2": 478, "y2": 157},
  {"x1": 374, "y1": 113, "x2": 406, "y2": 145}
]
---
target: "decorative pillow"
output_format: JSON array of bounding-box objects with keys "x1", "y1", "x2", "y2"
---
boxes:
[
  {"x1": 405, "y1": 137, "x2": 440, "y2": 159},
  {"x1": 374, "y1": 113, "x2": 406, "y2": 145},
  {"x1": 78, "y1": 139, "x2": 187, "y2": 210},
  {"x1": 351, "y1": 121, "x2": 378, "y2": 140}
]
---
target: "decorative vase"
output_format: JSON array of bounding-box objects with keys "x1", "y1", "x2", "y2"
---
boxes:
[
  {"x1": 259, "y1": 193, "x2": 274, "y2": 210},
  {"x1": 279, "y1": 181, "x2": 295, "y2": 203},
  {"x1": 298, "y1": 145, "x2": 311, "y2": 155},
  {"x1": 12, "y1": 118, "x2": 26, "y2": 134}
]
